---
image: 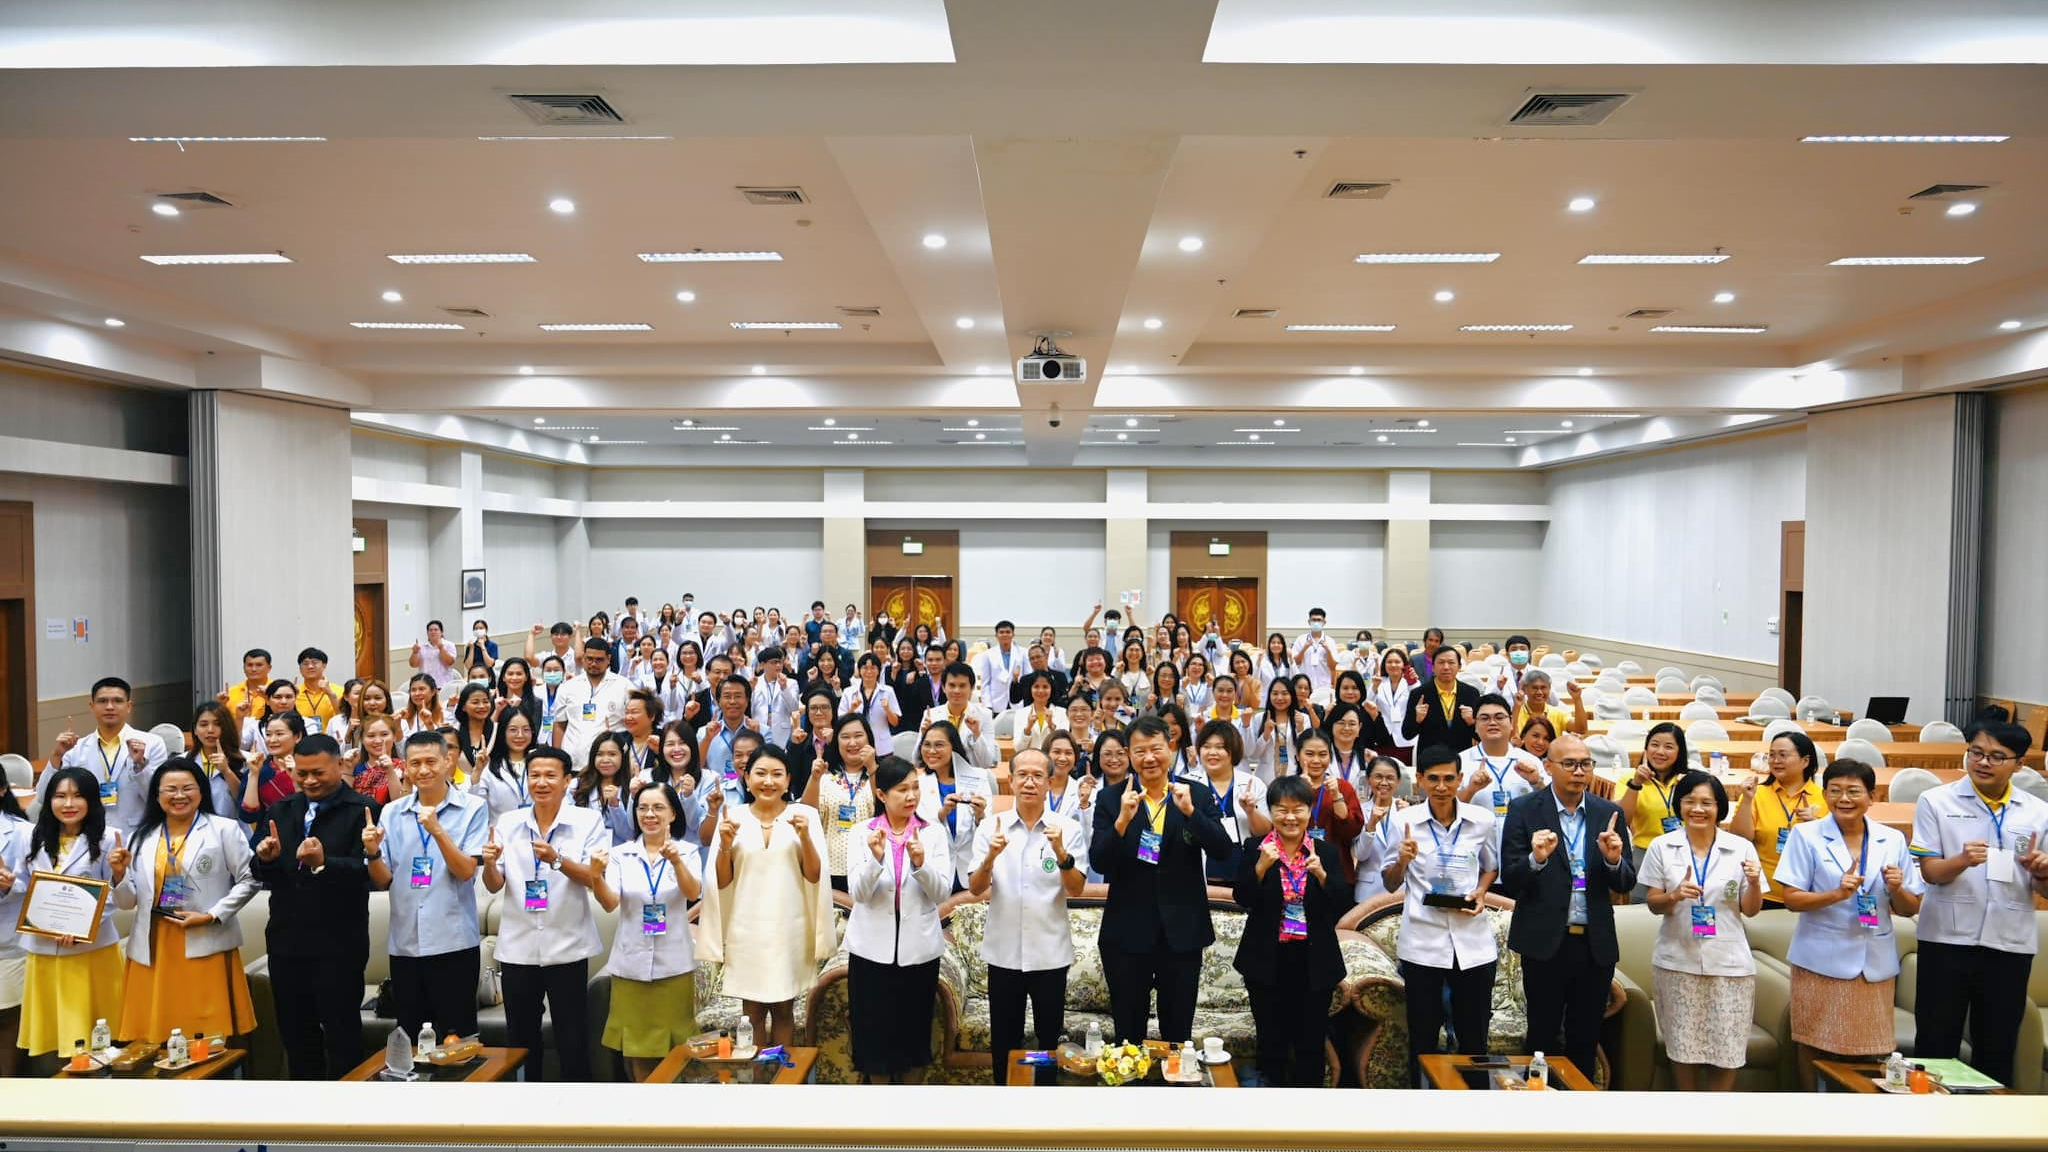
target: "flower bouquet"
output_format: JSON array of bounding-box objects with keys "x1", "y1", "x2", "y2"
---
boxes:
[{"x1": 1096, "y1": 1040, "x2": 1153, "y2": 1086}]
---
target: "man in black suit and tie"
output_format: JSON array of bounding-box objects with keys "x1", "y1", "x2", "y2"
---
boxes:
[
  {"x1": 1498, "y1": 733, "x2": 1636, "y2": 1081},
  {"x1": 899, "y1": 645, "x2": 948, "y2": 734},
  {"x1": 1403, "y1": 645, "x2": 1481, "y2": 755},
  {"x1": 1090, "y1": 714, "x2": 1234, "y2": 1043}
]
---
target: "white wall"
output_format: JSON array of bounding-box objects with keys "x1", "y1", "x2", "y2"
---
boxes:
[
  {"x1": 1, "y1": 366, "x2": 186, "y2": 455},
  {"x1": 586, "y1": 469, "x2": 822, "y2": 502},
  {"x1": 1541, "y1": 429, "x2": 1805, "y2": 664},
  {"x1": 1145, "y1": 521, "x2": 1385, "y2": 631},
  {"x1": 481, "y1": 454, "x2": 564, "y2": 501},
  {"x1": 1431, "y1": 521, "x2": 1546, "y2": 634},
  {"x1": 1804, "y1": 402, "x2": 1956, "y2": 722},
  {"x1": 1982, "y1": 385, "x2": 2048, "y2": 702},
  {"x1": 350, "y1": 432, "x2": 432, "y2": 485},
  {"x1": 869, "y1": 470, "x2": 1105, "y2": 503},
  {"x1": 954, "y1": 521, "x2": 1106, "y2": 630},
  {"x1": 1149, "y1": 469, "x2": 1387, "y2": 503},
  {"x1": 583, "y1": 520, "x2": 824, "y2": 618},
  {"x1": 1432, "y1": 471, "x2": 1546, "y2": 505},
  {"x1": 477, "y1": 512, "x2": 562, "y2": 632},
  {"x1": 354, "y1": 502, "x2": 430, "y2": 650}
]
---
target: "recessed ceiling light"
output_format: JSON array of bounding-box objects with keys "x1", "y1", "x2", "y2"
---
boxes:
[
  {"x1": 150, "y1": 202, "x2": 180, "y2": 217},
  {"x1": 1713, "y1": 291, "x2": 1736, "y2": 304},
  {"x1": 1649, "y1": 324, "x2": 1769, "y2": 334},
  {"x1": 1829, "y1": 256, "x2": 1984, "y2": 265},
  {"x1": 967, "y1": 419, "x2": 981, "y2": 427},
  {"x1": 1579, "y1": 253, "x2": 1730, "y2": 265},
  {"x1": 1567, "y1": 197, "x2": 1597, "y2": 212},
  {"x1": 1462, "y1": 324, "x2": 1573, "y2": 332},
  {"x1": 636, "y1": 251, "x2": 782, "y2": 263},
  {"x1": 1347, "y1": 366, "x2": 1364, "y2": 375},
  {"x1": 1433, "y1": 290, "x2": 1455, "y2": 303},
  {"x1": 1355, "y1": 253, "x2": 1500, "y2": 264},
  {"x1": 1273, "y1": 418, "x2": 1286, "y2": 426},
  {"x1": 1417, "y1": 420, "x2": 1430, "y2": 427},
  {"x1": 922, "y1": 233, "x2": 948, "y2": 249},
  {"x1": 128, "y1": 136, "x2": 327, "y2": 143},
  {"x1": 1946, "y1": 202, "x2": 1978, "y2": 217},
  {"x1": 518, "y1": 365, "x2": 534, "y2": 375},
  {"x1": 1124, "y1": 417, "x2": 1138, "y2": 427},
  {"x1": 102, "y1": 317, "x2": 125, "y2": 328},
  {"x1": 1562, "y1": 420, "x2": 1575, "y2": 428},
  {"x1": 846, "y1": 432, "x2": 859, "y2": 441},
  {"x1": 955, "y1": 316, "x2": 975, "y2": 330},
  {"x1": 1177, "y1": 236, "x2": 1204, "y2": 252},
  {"x1": 675, "y1": 290, "x2": 696, "y2": 303},
  {"x1": 380, "y1": 290, "x2": 404, "y2": 303},
  {"x1": 1577, "y1": 367, "x2": 1594, "y2": 376},
  {"x1": 1116, "y1": 432, "x2": 1129, "y2": 442},
  {"x1": 538, "y1": 322, "x2": 651, "y2": 331},
  {"x1": 1285, "y1": 323, "x2": 1397, "y2": 332},
  {"x1": 140, "y1": 253, "x2": 292, "y2": 265},
  {"x1": 751, "y1": 365, "x2": 766, "y2": 375},
  {"x1": 386, "y1": 253, "x2": 534, "y2": 264},
  {"x1": 587, "y1": 435, "x2": 599, "y2": 442},
  {"x1": 548, "y1": 198, "x2": 576, "y2": 215},
  {"x1": 1377, "y1": 435, "x2": 1388, "y2": 443},
  {"x1": 720, "y1": 433, "x2": 732, "y2": 441},
  {"x1": 1505, "y1": 437, "x2": 1517, "y2": 443},
  {"x1": 729, "y1": 321, "x2": 840, "y2": 330},
  {"x1": 1800, "y1": 135, "x2": 2008, "y2": 144},
  {"x1": 818, "y1": 417, "x2": 836, "y2": 427},
  {"x1": 976, "y1": 432, "x2": 987, "y2": 440},
  {"x1": 349, "y1": 321, "x2": 464, "y2": 329},
  {"x1": 533, "y1": 417, "x2": 545, "y2": 424},
  {"x1": 974, "y1": 365, "x2": 991, "y2": 375},
  {"x1": 1142, "y1": 317, "x2": 1163, "y2": 330},
  {"x1": 1999, "y1": 319, "x2": 2024, "y2": 330},
  {"x1": 1247, "y1": 433, "x2": 1260, "y2": 441}
]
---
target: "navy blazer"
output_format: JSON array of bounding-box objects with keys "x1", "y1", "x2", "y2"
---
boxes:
[
  {"x1": 1089, "y1": 778, "x2": 1234, "y2": 954},
  {"x1": 1498, "y1": 787, "x2": 1637, "y2": 963},
  {"x1": 1402, "y1": 679, "x2": 1481, "y2": 755},
  {"x1": 1231, "y1": 836, "x2": 1355, "y2": 989}
]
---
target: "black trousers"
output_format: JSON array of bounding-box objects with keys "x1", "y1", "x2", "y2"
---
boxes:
[
  {"x1": 1246, "y1": 942, "x2": 1331, "y2": 1088},
  {"x1": 502, "y1": 959, "x2": 590, "y2": 1082},
  {"x1": 390, "y1": 947, "x2": 480, "y2": 1043},
  {"x1": 1914, "y1": 939, "x2": 2031, "y2": 1088},
  {"x1": 1520, "y1": 932, "x2": 1613, "y2": 1080},
  {"x1": 988, "y1": 965, "x2": 1068, "y2": 1085},
  {"x1": 269, "y1": 949, "x2": 368, "y2": 1080},
  {"x1": 1100, "y1": 945, "x2": 1202, "y2": 1043},
  {"x1": 1400, "y1": 958, "x2": 1496, "y2": 1086}
]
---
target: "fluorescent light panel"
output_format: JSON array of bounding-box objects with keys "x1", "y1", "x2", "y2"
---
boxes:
[
  {"x1": 1461, "y1": 323, "x2": 1573, "y2": 332},
  {"x1": 943, "y1": 427, "x2": 1022, "y2": 433},
  {"x1": 1579, "y1": 254, "x2": 1730, "y2": 265},
  {"x1": 349, "y1": 321, "x2": 463, "y2": 330},
  {"x1": 729, "y1": 321, "x2": 840, "y2": 330},
  {"x1": 1650, "y1": 324, "x2": 1770, "y2": 334},
  {"x1": 387, "y1": 253, "x2": 535, "y2": 264},
  {"x1": 1456, "y1": 442, "x2": 1520, "y2": 447},
  {"x1": 1355, "y1": 253, "x2": 1499, "y2": 264},
  {"x1": 1214, "y1": 440, "x2": 1274, "y2": 446},
  {"x1": 1232, "y1": 427, "x2": 1300, "y2": 433},
  {"x1": 477, "y1": 135, "x2": 672, "y2": 141},
  {"x1": 808, "y1": 426, "x2": 873, "y2": 432},
  {"x1": 587, "y1": 440, "x2": 647, "y2": 445},
  {"x1": 829, "y1": 440, "x2": 892, "y2": 445},
  {"x1": 1366, "y1": 428, "x2": 1437, "y2": 434},
  {"x1": 671, "y1": 425, "x2": 740, "y2": 432},
  {"x1": 1829, "y1": 256, "x2": 1984, "y2": 265},
  {"x1": 1285, "y1": 323, "x2": 1397, "y2": 332},
  {"x1": 538, "y1": 322, "x2": 652, "y2": 331},
  {"x1": 637, "y1": 251, "x2": 782, "y2": 263},
  {"x1": 129, "y1": 136, "x2": 325, "y2": 142},
  {"x1": 1801, "y1": 135, "x2": 2007, "y2": 143},
  {"x1": 139, "y1": 253, "x2": 292, "y2": 265}
]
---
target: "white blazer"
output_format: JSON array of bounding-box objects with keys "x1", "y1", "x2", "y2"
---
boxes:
[
  {"x1": 845, "y1": 817, "x2": 952, "y2": 966},
  {"x1": 19, "y1": 827, "x2": 125, "y2": 956},
  {"x1": 1246, "y1": 710, "x2": 1316, "y2": 783},
  {"x1": 114, "y1": 813, "x2": 259, "y2": 965},
  {"x1": 1005, "y1": 705, "x2": 1069, "y2": 755}
]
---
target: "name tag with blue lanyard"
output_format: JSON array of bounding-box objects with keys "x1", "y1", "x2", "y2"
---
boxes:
[
  {"x1": 1427, "y1": 820, "x2": 1467, "y2": 895},
  {"x1": 1562, "y1": 817, "x2": 1587, "y2": 891},
  {"x1": 1308, "y1": 787, "x2": 1327, "y2": 841},
  {"x1": 157, "y1": 830, "x2": 193, "y2": 911},
  {"x1": 1688, "y1": 848, "x2": 1716, "y2": 936},
  {"x1": 1138, "y1": 800, "x2": 1164, "y2": 864},
  {"x1": 524, "y1": 828, "x2": 557, "y2": 911},
  {"x1": 410, "y1": 812, "x2": 435, "y2": 889},
  {"x1": 1656, "y1": 780, "x2": 1679, "y2": 833},
  {"x1": 1833, "y1": 827, "x2": 1880, "y2": 928},
  {"x1": 1480, "y1": 754, "x2": 1512, "y2": 815},
  {"x1": 640, "y1": 856, "x2": 669, "y2": 935}
]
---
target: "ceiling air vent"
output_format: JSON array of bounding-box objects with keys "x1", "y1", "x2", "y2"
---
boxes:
[
  {"x1": 157, "y1": 190, "x2": 235, "y2": 208},
  {"x1": 836, "y1": 305, "x2": 882, "y2": 318},
  {"x1": 1623, "y1": 307, "x2": 1677, "y2": 320},
  {"x1": 1233, "y1": 308, "x2": 1279, "y2": 319},
  {"x1": 1325, "y1": 180, "x2": 1395, "y2": 200},
  {"x1": 1507, "y1": 92, "x2": 1635, "y2": 127},
  {"x1": 506, "y1": 94, "x2": 626, "y2": 126},
  {"x1": 439, "y1": 306, "x2": 492, "y2": 319},
  {"x1": 1908, "y1": 183, "x2": 1992, "y2": 200},
  {"x1": 739, "y1": 186, "x2": 809, "y2": 206}
]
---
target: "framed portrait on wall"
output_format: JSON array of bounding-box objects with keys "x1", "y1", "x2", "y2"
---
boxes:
[{"x1": 461, "y1": 568, "x2": 486, "y2": 610}]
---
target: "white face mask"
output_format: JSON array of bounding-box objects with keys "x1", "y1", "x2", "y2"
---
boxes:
[{"x1": 1310, "y1": 623, "x2": 1324, "y2": 635}]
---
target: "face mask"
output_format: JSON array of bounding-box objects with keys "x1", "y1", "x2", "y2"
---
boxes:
[
  {"x1": 1509, "y1": 650, "x2": 1529, "y2": 666},
  {"x1": 543, "y1": 671, "x2": 564, "y2": 686},
  {"x1": 474, "y1": 629, "x2": 488, "y2": 639},
  {"x1": 1310, "y1": 623, "x2": 1324, "y2": 635},
  {"x1": 469, "y1": 678, "x2": 489, "y2": 687}
]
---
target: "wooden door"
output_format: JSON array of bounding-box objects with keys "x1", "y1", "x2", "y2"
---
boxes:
[
  {"x1": 1177, "y1": 577, "x2": 1259, "y2": 645},
  {"x1": 1779, "y1": 521, "x2": 1804, "y2": 694},
  {"x1": 353, "y1": 583, "x2": 385, "y2": 681},
  {"x1": 0, "y1": 501, "x2": 32, "y2": 757},
  {"x1": 872, "y1": 576, "x2": 953, "y2": 635},
  {"x1": 0, "y1": 600, "x2": 14, "y2": 754}
]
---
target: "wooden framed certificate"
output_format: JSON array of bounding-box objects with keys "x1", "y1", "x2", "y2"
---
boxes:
[{"x1": 15, "y1": 870, "x2": 110, "y2": 941}]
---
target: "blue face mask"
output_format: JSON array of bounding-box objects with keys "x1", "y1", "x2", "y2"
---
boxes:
[
  {"x1": 543, "y1": 671, "x2": 564, "y2": 686},
  {"x1": 1509, "y1": 650, "x2": 1529, "y2": 666}
]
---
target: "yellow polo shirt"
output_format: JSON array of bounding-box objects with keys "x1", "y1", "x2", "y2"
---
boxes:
[{"x1": 1751, "y1": 778, "x2": 1825, "y2": 895}]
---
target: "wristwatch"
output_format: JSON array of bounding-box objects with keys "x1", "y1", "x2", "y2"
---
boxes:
[
  {"x1": 1056, "y1": 855, "x2": 1076, "y2": 871},
  {"x1": 1626, "y1": 781, "x2": 1643, "y2": 791}
]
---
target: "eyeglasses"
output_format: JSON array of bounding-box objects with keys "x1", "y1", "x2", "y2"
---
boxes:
[
  {"x1": 158, "y1": 787, "x2": 200, "y2": 798},
  {"x1": 1553, "y1": 758, "x2": 1596, "y2": 772},
  {"x1": 1823, "y1": 787, "x2": 1869, "y2": 801},
  {"x1": 1965, "y1": 748, "x2": 2019, "y2": 766}
]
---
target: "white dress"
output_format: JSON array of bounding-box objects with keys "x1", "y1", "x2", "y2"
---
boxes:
[{"x1": 700, "y1": 805, "x2": 836, "y2": 1004}]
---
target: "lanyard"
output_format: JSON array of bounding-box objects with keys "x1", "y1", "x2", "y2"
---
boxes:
[
  {"x1": 1690, "y1": 840, "x2": 1715, "y2": 891},
  {"x1": 1651, "y1": 775, "x2": 1677, "y2": 819},
  {"x1": 1310, "y1": 782, "x2": 1326, "y2": 825},
  {"x1": 412, "y1": 809, "x2": 436, "y2": 860},
  {"x1": 1827, "y1": 817, "x2": 1873, "y2": 886},
  {"x1": 639, "y1": 852, "x2": 668, "y2": 900},
  {"x1": 1207, "y1": 774, "x2": 1233, "y2": 819},
  {"x1": 97, "y1": 736, "x2": 124, "y2": 776},
  {"x1": 1269, "y1": 833, "x2": 1309, "y2": 903},
  {"x1": 1480, "y1": 752, "x2": 1511, "y2": 790},
  {"x1": 529, "y1": 823, "x2": 561, "y2": 873},
  {"x1": 835, "y1": 768, "x2": 868, "y2": 797},
  {"x1": 1425, "y1": 815, "x2": 1461, "y2": 861},
  {"x1": 714, "y1": 727, "x2": 738, "y2": 768},
  {"x1": 1144, "y1": 791, "x2": 1169, "y2": 835},
  {"x1": 163, "y1": 825, "x2": 193, "y2": 876},
  {"x1": 1981, "y1": 795, "x2": 2009, "y2": 844},
  {"x1": 1559, "y1": 805, "x2": 1585, "y2": 865}
]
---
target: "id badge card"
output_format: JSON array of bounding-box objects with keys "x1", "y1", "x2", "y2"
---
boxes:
[
  {"x1": 581, "y1": 701, "x2": 597, "y2": 720},
  {"x1": 1775, "y1": 827, "x2": 1790, "y2": 853},
  {"x1": 1137, "y1": 828, "x2": 1162, "y2": 865},
  {"x1": 1569, "y1": 855, "x2": 1587, "y2": 892},
  {"x1": 1690, "y1": 903, "x2": 1716, "y2": 937},
  {"x1": 99, "y1": 778, "x2": 119, "y2": 806},
  {"x1": 523, "y1": 878, "x2": 550, "y2": 912},
  {"x1": 1985, "y1": 847, "x2": 2017, "y2": 885},
  {"x1": 642, "y1": 902, "x2": 668, "y2": 936},
  {"x1": 1309, "y1": 825, "x2": 1326, "y2": 841},
  {"x1": 1218, "y1": 816, "x2": 1239, "y2": 842},
  {"x1": 409, "y1": 856, "x2": 434, "y2": 889},
  {"x1": 1854, "y1": 890, "x2": 1881, "y2": 928},
  {"x1": 1492, "y1": 789, "x2": 1509, "y2": 815},
  {"x1": 156, "y1": 874, "x2": 190, "y2": 911},
  {"x1": 836, "y1": 802, "x2": 855, "y2": 829},
  {"x1": 1661, "y1": 816, "x2": 1680, "y2": 834},
  {"x1": 1281, "y1": 900, "x2": 1308, "y2": 936}
]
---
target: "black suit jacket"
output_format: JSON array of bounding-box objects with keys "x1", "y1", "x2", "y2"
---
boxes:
[
  {"x1": 1089, "y1": 779, "x2": 1234, "y2": 954},
  {"x1": 1011, "y1": 668, "x2": 1071, "y2": 708},
  {"x1": 1498, "y1": 788, "x2": 1637, "y2": 963},
  {"x1": 1231, "y1": 837, "x2": 1356, "y2": 988},
  {"x1": 249, "y1": 785, "x2": 376, "y2": 959},
  {"x1": 1403, "y1": 680, "x2": 1481, "y2": 755}
]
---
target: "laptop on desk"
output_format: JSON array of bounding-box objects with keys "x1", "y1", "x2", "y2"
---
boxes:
[{"x1": 1864, "y1": 696, "x2": 1909, "y2": 726}]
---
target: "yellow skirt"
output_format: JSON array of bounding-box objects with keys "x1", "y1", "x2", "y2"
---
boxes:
[
  {"x1": 20, "y1": 946, "x2": 127, "y2": 1056},
  {"x1": 115, "y1": 918, "x2": 255, "y2": 1043}
]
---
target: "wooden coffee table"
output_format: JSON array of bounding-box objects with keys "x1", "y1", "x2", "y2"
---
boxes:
[
  {"x1": 645, "y1": 1044, "x2": 819, "y2": 1084},
  {"x1": 1813, "y1": 1059, "x2": 2014, "y2": 1095},
  {"x1": 342, "y1": 1046, "x2": 527, "y2": 1082},
  {"x1": 55, "y1": 1047, "x2": 245, "y2": 1080},
  {"x1": 1004, "y1": 1049, "x2": 1239, "y2": 1087},
  {"x1": 1419, "y1": 1053, "x2": 1598, "y2": 1090}
]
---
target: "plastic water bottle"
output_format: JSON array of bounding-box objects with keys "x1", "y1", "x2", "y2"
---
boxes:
[
  {"x1": 417, "y1": 1021, "x2": 436, "y2": 1059},
  {"x1": 1084, "y1": 1020, "x2": 1103, "y2": 1057},
  {"x1": 1179, "y1": 1040, "x2": 1197, "y2": 1077},
  {"x1": 1710, "y1": 752, "x2": 1729, "y2": 780},
  {"x1": 166, "y1": 1028, "x2": 188, "y2": 1064},
  {"x1": 735, "y1": 1015, "x2": 754, "y2": 1055},
  {"x1": 1527, "y1": 1050, "x2": 1550, "y2": 1089},
  {"x1": 90, "y1": 1018, "x2": 111, "y2": 1055},
  {"x1": 1885, "y1": 1051, "x2": 1909, "y2": 1089}
]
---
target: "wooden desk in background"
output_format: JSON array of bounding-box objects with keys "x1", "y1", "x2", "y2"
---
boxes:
[
  {"x1": 1624, "y1": 742, "x2": 2037, "y2": 774},
  {"x1": 1719, "y1": 720, "x2": 1913, "y2": 741}
]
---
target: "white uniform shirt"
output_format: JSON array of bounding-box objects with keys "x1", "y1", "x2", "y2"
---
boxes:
[
  {"x1": 973, "y1": 644, "x2": 1025, "y2": 714},
  {"x1": 1177, "y1": 765, "x2": 1268, "y2": 846},
  {"x1": 489, "y1": 804, "x2": 610, "y2": 967},
  {"x1": 1910, "y1": 779, "x2": 2047, "y2": 954},
  {"x1": 45, "y1": 726, "x2": 167, "y2": 838},
  {"x1": 0, "y1": 814, "x2": 28, "y2": 960},
  {"x1": 974, "y1": 808, "x2": 1083, "y2": 972},
  {"x1": 1775, "y1": 817, "x2": 1923, "y2": 981},
  {"x1": 1457, "y1": 745, "x2": 1550, "y2": 851},
  {"x1": 601, "y1": 838, "x2": 703, "y2": 983},
  {"x1": 928, "y1": 701, "x2": 999, "y2": 769},
  {"x1": 1639, "y1": 829, "x2": 1761, "y2": 977},
  {"x1": 839, "y1": 682, "x2": 901, "y2": 741},
  {"x1": 1389, "y1": 802, "x2": 1499, "y2": 969},
  {"x1": 750, "y1": 674, "x2": 801, "y2": 746},
  {"x1": 1291, "y1": 631, "x2": 1336, "y2": 692},
  {"x1": 556, "y1": 671, "x2": 630, "y2": 769},
  {"x1": 18, "y1": 826, "x2": 124, "y2": 955},
  {"x1": 417, "y1": 637, "x2": 460, "y2": 689}
]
